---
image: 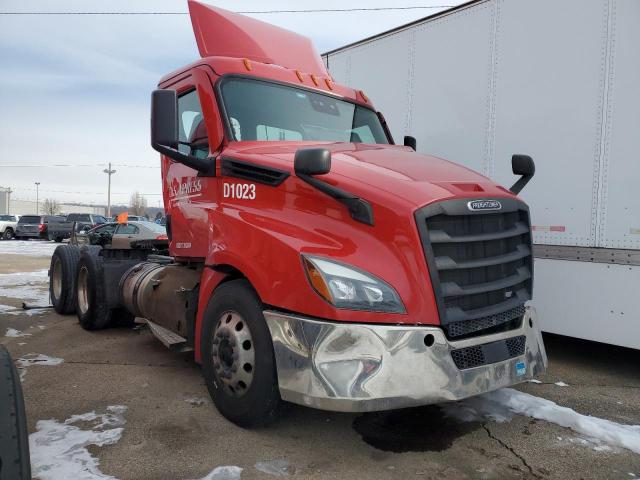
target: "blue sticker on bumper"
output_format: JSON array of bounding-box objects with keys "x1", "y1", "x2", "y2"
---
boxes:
[{"x1": 516, "y1": 361, "x2": 526, "y2": 376}]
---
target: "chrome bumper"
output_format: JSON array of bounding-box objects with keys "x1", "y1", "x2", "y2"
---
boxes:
[{"x1": 264, "y1": 307, "x2": 547, "y2": 413}]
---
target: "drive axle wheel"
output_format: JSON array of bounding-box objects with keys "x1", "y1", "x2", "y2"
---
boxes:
[
  {"x1": 49, "y1": 245, "x2": 80, "y2": 314},
  {"x1": 75, "y1": 249, "x2": 113, "y2": 330},
  {"x1": 202, "y1": 279, "x2": 282, "y2": 428}
]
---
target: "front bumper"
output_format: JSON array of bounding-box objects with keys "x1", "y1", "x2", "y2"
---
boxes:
[{"x1": 264, "y1": 306, "x2": 547, "y2": 412}]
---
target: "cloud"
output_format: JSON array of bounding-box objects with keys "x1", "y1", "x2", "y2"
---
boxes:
[{"x1": 0, "y1": 0, "x2": 458, "y2": 204}]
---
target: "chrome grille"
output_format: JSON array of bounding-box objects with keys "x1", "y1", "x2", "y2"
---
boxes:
[{"x1": 415, "y1": 198, "x2": 533, "y2": 339}]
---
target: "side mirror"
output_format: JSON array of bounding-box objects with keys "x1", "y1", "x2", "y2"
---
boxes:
[
  {"x1": 150, "y1": 89, "x2": 215, "y2": 176},
  {"x1": 404, "y1": 136, "x2": 417, "y2": 151},
  {"x1": 510, "y1": 154, "x2": 535, "y2": 194},
  {"x1": 151, "y1": 90, "x2": 178, "y2": 148},
  {"x1": 294, "y1": 148, "x2": 331, "y2": 176}
]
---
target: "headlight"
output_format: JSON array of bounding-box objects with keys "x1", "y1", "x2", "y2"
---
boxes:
[{"x1": 302, "y1": 255, "x2": 405, "y2": 313}]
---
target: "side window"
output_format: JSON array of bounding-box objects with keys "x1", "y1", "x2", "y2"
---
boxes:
[
  {"x1": 98, "y1": 224, "x2": 116, "y2": 235},
  {"x1": 115, "y1": 224, "x2": 139, "y2": 235},
  {"x1": 178, "y1": 89, "x2": 209, "y2": 159}
]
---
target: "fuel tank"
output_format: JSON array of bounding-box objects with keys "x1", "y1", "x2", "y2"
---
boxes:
[{"x1": 120, "y1": 262, "x2": 201, "y2": 337}]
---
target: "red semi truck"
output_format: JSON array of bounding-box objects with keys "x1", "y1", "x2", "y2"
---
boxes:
[{"x1": 49, "y1": 1, "x2": 546, "y2": 427}]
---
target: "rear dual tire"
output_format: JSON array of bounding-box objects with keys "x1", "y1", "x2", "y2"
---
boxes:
[
  {"x1": 50, "y1": 245, "x2": 81, "y2": 314},
  {"x1": 75, "y1": 248, "x2": 134, "y2": 330},
  {"x1": 201, "y1": 279, "x2": 282, "y2": 428}
]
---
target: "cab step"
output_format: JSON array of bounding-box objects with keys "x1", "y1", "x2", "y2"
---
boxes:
[{"x1": 146, "y1": 320, "x2": 193, "y2": 353}]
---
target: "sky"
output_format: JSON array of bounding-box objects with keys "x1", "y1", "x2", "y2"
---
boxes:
[{"x1": 0, "y1": 0, "x2": 460, "y2": 207}]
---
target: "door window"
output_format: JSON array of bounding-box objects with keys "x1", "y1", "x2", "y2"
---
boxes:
[{"x1": 178, "y1": 89, "x2": 209, "y2": 158}]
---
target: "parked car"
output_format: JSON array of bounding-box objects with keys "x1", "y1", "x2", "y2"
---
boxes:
[
  {"x1": 46, "y1": 213, "x2": 108, "y2": 242},
  {"x1": 15, "y1": 215, "x2": 64, "y2": 240},
  {"x1": 74, "y1": 221, "x2": 167, "y2": 247},
  {"x1": 0, "y1": 214, "x2": 20, "y2": 240}
]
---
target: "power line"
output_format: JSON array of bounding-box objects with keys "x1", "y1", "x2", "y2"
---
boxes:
[
  {"x1": 0, "y1": 6, "x2": 454, "y2": 15},
  {"x1": 0, "y1": 164, "x2": 159, "y2": 169}
]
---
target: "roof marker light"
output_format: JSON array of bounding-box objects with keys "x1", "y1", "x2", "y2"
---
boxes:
[
  {"x1": 243, "y1": 58, "x2": 252, "y2": 71},
  {"x1": 295, "y1": 70, "x2": 304, "y2": 82},
  {"x1": 310, "y1": 74, "x2": 319, "y2": 86},
  {"x1": 325, "y1": 78, "x2": 334, "y2": 90},
  {"x1": 359, "y1": 90, "x2": 369, "y2": 103}
]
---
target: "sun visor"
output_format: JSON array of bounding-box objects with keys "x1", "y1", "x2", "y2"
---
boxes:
[{"x1": 188, "y1": 1, "x2": 329, "y2": 76}]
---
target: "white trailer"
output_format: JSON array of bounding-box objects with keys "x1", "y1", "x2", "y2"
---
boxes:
[{"x1": 323, "y1": 0, "x2": 640, "y2": 349}]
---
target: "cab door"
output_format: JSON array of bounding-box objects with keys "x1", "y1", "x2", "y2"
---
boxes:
[{"x1": 160, "y1": 67, "x2": 224, "y2": 260}]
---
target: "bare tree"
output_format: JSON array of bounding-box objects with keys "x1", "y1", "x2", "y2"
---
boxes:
[
  {"x1": 43, "y1": 198, "x2": 61, "y2": 215},
  {"x1": 129, "y1": 191, "x2": 148, "y2": 216}
]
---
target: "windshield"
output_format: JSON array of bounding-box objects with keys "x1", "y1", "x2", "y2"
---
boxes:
[{"x1": 220, "y1": 78, "x2": 390, "y2": 144}]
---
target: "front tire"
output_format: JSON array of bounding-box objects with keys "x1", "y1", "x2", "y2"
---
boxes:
[
  {"x1": 201, "y1": 279, "x2": 282, "y2": 428},
  {"x1": 2, "y1": 228, "x2": 14, "y2": 240},
  {"x1": 0, "y1": 346, "x2": 31, "y2": 480},
  {"x1": 50, "y1": 245, "x2": 81, "y2": 314}
]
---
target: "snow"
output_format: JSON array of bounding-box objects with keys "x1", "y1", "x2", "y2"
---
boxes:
[
  {"x1": 16, "y1": 353, "x2": 64, "y2": 381},
  {"x1": 184, "y1": 397, "x2": 209, "y2": 406},
  {"x1": 255, "y1": 459, "x2": 289, "y2": 476},
  {"x1": 444, "y1": 388, "x2": 640, "y2": 454},
  {"x1": 6, "y1": 327, "x2": 31, "y2": 337},
  {"x1": 0, "y1": 269, "x2": 50, "y2": 311},
  {"x1": 0, "y1": 239, "x2": 58, "y2": 257},
  {"x1": 193, "y1": 466, "x2": 243, "y2": 480},
  {"x1": 528, "y1": 379, "x2": 542, "y2": 384},
  {"x1": 29, "y1": 405, "x2": 127, "y2": 480},
  {"x1": 555, "y1": 381, "x2": 570, "y2": 387}
]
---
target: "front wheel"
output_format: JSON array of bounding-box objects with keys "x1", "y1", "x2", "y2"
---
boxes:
[
  {"x1": 201, "y1": 279, "x2": 282, "y2": 428},
  {"x1": 2, "y1": 228, "x2": 14, "y2": 240}
]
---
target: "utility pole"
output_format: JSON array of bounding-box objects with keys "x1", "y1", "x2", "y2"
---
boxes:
[
  {"x1": 103, "y1": 163, "x2": 117, "y2": 217},
  {"x1": 6, "y1": 188, "x2": 12, "y2": 214},
  {"x1": 35, "y1": 182, "x2": 40, "y2": 214}
]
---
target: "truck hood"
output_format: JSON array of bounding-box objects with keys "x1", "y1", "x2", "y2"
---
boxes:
[{"x1": 223, "y1": 142, "x2": 515, "y2": 208}]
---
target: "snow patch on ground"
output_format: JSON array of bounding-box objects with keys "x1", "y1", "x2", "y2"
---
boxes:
[
  {"x1": 444, "y1": 388, "x2": 640, "y2": 454},
  {"x1": 0, "y1": 269, "x2": 50, "y2": 309},
  {"x1": 194, "y1": 466, "x2": 243, "y2": 480},
  {"x1": 528, "y1": 379, "x2": 542, "y2": 384},
  {"x1": 255, "y1": 459, "x2": 289, "y2": 476},
  {"x1": 30, "y1": 405, "x2": 127, "y2": 480},
  {"x1": 16, "y1": 353, "x2": 64, "y2": 381},
  {"x1": 184, "y1": 396, "x2": 208, "y2": 406},
  {"x1": 0, "y1": 239, "x2": 58, "y2": 257},
  {"x1": 555, "y1": 381, "x2": 570, "y2": 387},
  {"x1": 6, "y1": 327, "x2": 31, "y2": 337}
]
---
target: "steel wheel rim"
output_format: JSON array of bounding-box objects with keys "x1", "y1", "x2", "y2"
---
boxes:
[
  {"x1": 52, "y1": 258, "x2": 63, "y2": 301},
  {"x1": 212, "y1": 311, "x2": 255, "y2": 397},
  {"x1": 77, "y1": 266, "x2": 90, "y2": 314}
]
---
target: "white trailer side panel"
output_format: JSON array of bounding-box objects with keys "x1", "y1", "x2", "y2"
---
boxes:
[
  {"x1": 409, "y1": 3, "x2": 495, "y2": 174},
  {"x1": 325, "y1": 0, "x2": 640, "y2": 348},
  {"x1": 490, "y1": 0, "x2": 608, "y2": 247},
  {"x1": 332, "y1": 31, "x2": 414, "y2": 144},
  {"x1": 597, "y1": 0, "x2": 640, "y2": 250},
  {"x1": 534, "y1": 258, "x2": 640, "y2": 350}
]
